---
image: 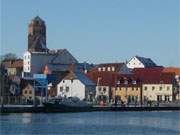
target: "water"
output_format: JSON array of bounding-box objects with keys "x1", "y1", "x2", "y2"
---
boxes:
[{"x1": 0, "y1": 111, "x2": 180, "y2": 135}]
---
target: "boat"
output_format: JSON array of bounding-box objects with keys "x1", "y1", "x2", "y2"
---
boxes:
[{"x1": 43, "y1": 97, "x2": 93, "y2": 112}]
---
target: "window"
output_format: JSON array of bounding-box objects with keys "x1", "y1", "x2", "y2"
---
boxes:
[
  {"x1": 152, "y1": 86, "x2": 155, "y2": 90},
  {"x1": 132, "y1": 80, "x2": 136, "y2": 85},
  {"x1": 71, "y1": 80, "x2": 73, "y2": 83},
  {"x1": 136, "y1": 87, "x2": 138, "y2": 90},
  {"x1": 131, "y1": 96, "x2": 135, "y2": 102},
  {"x1": 112, "y1": 67, "x2": 115, "y2": 71},
  {"x1": 24, "y1": 90, "x2": 27, "y2": 94},
  {"x1": 98, "y1": 68, "x2": 101, "y2": 71},
  {"x1": 102, "y1": 67, "x2": 106, "y2": 71},
  {"x1": 60, "y1": 87, "x2": 63, "y2": 92},
  {"x1": 157, "y1": 95, "x2": 162, "y2": 102},
  {"x1": 165, "y1": 95, "x2": 170, "y2": 102},
  {"x1": 167, "y1": 86, "x2": 170, "y2": 91},
  {"x1": 132, "y1": 87, "x2": 134, "y2": 90},
  {"x1": 144, "y1": 86, "x2": 147, "y2": 90},
  {"x1": 117, "y1": 80, "x2": 121, "y2": 85},
  {"x1": 107, "y1": 67, "x2": 111, "y2": 71},
  {"x1": 103, "y1": 87, "x2": 106, "y2": 93},
  {"x1": 98, "y1": 87, "x2": 101, "y2": 91},
  {"x1": 63, "y1": 80, "x2": 65, "y2": 83},
  {"x1": 124, "y1": 80, "x2": 128, "y2": 85},
  {"x1": 29, "y1": 91, "x2": 32, "y2": 94},
  {"x1": 66, "y1": 87, "x2": 69, "y2": 92},
  {"x1": 159, "y1": 86, "x2": 162, "y2": 91}
]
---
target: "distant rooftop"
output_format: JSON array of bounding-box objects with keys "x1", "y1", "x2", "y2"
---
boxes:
[{"x1": 135, "y1": 56, "x2": 157, "y2": 67}]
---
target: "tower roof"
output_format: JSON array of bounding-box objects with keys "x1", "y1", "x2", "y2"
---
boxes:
[{"x1": 33, "y1": 16, "x2": 44, "y2": 22}]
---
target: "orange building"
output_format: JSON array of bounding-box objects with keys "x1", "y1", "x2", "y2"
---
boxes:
[{"x1": 111, "y1": 74, "x2": 142, "y2": 105}]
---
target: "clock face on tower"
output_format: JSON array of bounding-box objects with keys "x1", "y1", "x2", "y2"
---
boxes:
[{"x1": 28, "y1": 16, "x2": 47, "y2": 52}]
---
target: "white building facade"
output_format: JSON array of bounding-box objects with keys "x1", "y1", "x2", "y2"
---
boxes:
[
  {"x1": 127, "y1": 56, "x2": 157, "y2": 69},
  {"x1": 57, "y1": 72, "x2": 96, "y2": 101},
  {"x1": 142, "y1": 84, "x2": 173, "y2": 102},
  {"x1": 96, "y1": 86, "x2": 110, "y2": 103}
]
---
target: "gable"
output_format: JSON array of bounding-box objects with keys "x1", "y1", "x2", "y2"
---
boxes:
[{"x1": 127, "y1": 56, "x2": 144, "y2": 68}]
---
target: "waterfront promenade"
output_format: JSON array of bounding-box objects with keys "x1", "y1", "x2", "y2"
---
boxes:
[{"x1": 1, "y1": 104, "x2": 180, "y2": 113}]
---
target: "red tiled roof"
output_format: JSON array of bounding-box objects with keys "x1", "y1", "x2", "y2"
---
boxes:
[
  {"x1": 2, "y1": 59, "x2": 23, "y2": 68},
  {"x1": 111, "y1": 73, "x2": 142, "y2": 87},
  {"x1": 133, "y1": 67, "x2": 164, "y2": 75},
  {"x1": 132, "y1": 67, "x2": 174, "y2": 84},
  {"x1": 162, "y1": 67, "x2": 180, "y2": 76},
  {"x1": 86, "y1": 71, "x2": 114, "y2": 86}
]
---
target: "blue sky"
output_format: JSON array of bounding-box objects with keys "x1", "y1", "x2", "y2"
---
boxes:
[{"x1": 1, "y1": 0, "x2": 179, "y2": 66}]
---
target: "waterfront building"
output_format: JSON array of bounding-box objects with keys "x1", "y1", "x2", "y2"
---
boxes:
[
  {"x1": 126, "y1": 56, "x2": 157, "y2": 69},
  {"x1": 111, "y1": 74, "x2": 142, "y2": 105},
  {"x1": 87, "y1": 63, "x2": 131, "y2": 104},
  {"x1": 21, "y1": 76, "x2": 48, "y2": 104},
  {"x1": 2, "y1": 59, "x2": 23, "y2": 76},
  {"x1": 57, "y1": 71, "x2": 96, "y2": 101},
  {"x1": 162, "y1": 67, "x2": 180, "y2": 100},
  {"x1": 133, "y1": 68, "x2": 175, "y2": 102},
  {"x1": 87, "y1": 70, "x2": 113, "y2": 103}
]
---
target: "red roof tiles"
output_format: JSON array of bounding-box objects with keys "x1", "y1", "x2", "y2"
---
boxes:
[
  {"x1": 162, "y1": 67, "x2": 180, "y2": 76},
  {"x1": 2, "y1": 59, "x2": 23, "y2": 68},
  {"x1": 133, "y1": 67, "x2": 174, "y2": 84}
]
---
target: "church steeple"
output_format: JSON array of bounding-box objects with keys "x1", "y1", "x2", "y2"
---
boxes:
[{"x1": 28, "y1": 16, "x2": 47, "y2": 52}]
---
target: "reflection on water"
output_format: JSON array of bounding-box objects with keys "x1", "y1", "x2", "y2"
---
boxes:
[{"x1": 0, "y1": 111, "x2": 180, "y2": 135}]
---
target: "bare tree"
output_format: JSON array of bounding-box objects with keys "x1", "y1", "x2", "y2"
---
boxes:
[{"x1": 0, "y1": 53, "x2": 17, "y2": 61}]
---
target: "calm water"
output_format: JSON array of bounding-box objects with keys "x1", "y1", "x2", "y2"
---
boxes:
[{"x1": 0, "y1": 111, "x2": 180, "y2": 135}]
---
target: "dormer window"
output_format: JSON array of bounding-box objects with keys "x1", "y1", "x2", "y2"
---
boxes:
[
  {"x1": 112, "y1": 67, "x2": 115, "y2": 71},
  {"x1": 107, "y1": 67, "x2": 111, "y2": 71},
  {"x1": 132, "y1": 80, "x2": 136, "y2": 85},
  {"x1": 98, "y1": 68, "x2": 101, "y2": 71},
  {"x1": 102, "y1": 67, "x2": 106, "y2": 71},
  {"x1": 117, "y1": 80, "x2": 121, "y2": 86},
  {"x1": 124, "y1": 80, "x2": 128, "y2": 85}
]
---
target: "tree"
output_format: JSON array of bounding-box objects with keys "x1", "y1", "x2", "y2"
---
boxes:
[{"x1": 0, "y1": 53, "x2": 17, "y2": 62}]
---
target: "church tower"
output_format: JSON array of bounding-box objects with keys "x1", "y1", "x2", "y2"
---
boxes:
[{"x1": 28, "y1": 16, "x2": 47, "y2": 52}]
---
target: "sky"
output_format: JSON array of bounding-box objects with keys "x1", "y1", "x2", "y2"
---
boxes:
[{"x1": 1, "y1": 0, "x2": 179, "y2": 67}]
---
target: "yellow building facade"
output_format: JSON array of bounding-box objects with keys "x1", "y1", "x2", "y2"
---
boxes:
[{"x1": 111, "y1": 86, "x2": 141, "y2": 104}]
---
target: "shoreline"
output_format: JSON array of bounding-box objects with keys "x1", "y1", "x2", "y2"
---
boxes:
[{"x1": 1, "y1": 105, "x2": 180, "y2": 113}]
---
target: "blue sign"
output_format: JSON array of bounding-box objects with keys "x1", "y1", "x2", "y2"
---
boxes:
[{"x1": 33, "y1": 74, "x2": 47, "y2": 79}]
